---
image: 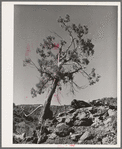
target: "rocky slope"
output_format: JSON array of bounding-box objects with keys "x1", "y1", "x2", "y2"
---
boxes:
[{"x1": 13, "y1": 97, "x2": 117, "y2": 144}]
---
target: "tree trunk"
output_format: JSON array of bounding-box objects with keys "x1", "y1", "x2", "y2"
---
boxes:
[{"x1": 37, "y1": 78, "x2": 59, "y2": 143}]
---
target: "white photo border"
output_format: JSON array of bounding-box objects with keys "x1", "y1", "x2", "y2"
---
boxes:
[{"x1": 2, "y1": 1, "x2": 121, "y2": 148}]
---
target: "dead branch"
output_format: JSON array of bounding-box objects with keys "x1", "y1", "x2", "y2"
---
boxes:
[{"x1": 20, "y1": 104, "x2": 43, "y2": 117}]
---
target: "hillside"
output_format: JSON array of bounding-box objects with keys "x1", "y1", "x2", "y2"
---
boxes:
[{"x1": 13, "y1": 97, "x2": 117, "y2": 145}]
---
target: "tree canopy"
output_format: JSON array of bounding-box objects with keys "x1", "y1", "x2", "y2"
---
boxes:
[{"x1": 23, "y1": 14, "x2": 100, "y2": 99}]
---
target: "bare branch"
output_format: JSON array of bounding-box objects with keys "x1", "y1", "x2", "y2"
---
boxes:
[
  {"x1": 49, "y1": 30, "x2": 63, "y2": 40},
  {"x1": 73, "y1": 61, "x2": 91, "y2": 78},
  {"x1": 20, "y1": 104, "x2": 43, "y2": 117},
  {"x1": 25, "y1": 58, "x2": 55, "y2": 79},
  {"x1": 72, "y1": 80, "x2": 88, "y2": 89},
  {"x1": 29, "y1": 59, "x2": 40, "y2": 71},
  {"x1": 30, "y1": 59, "x2": 54, "y2": 79},
  {"x1": 69, "y1": 80, "x2": 78, "y2": 95},
  {"x1": 70, "y1": 66, "x2": 83, "y2": 75}
]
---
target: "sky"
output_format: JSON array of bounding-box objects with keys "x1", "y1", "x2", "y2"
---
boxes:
[{"x1": 14, "y1": 5, "x2": 117, "y2": 105}]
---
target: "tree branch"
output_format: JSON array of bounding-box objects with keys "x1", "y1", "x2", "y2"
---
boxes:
[
  {"x1": 70, "y1": 66, "x2": 83, "y2": 75},
  {"x1": 30, "y1": 59, "x2": 54, "y2": 79},
  {"x1": 20, "y1": 104, "x2": 43, "y2": 117},
  {"x1": 73, "y1": 61, "x2": 91, "y2": 79},
  {"x1": 30, "y1": 59, "x2": 40, "y2": 71},
  {"x1": 72, "y1": 80, "x2": 88, "y2": 89},
  {"x1": 49, "y1": 30, "x2": 63, "y2": 40}
]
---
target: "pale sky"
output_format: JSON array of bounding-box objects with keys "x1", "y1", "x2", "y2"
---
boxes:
[{"x1": 14, "y1": 5, "x2": 117, "y2": 105}]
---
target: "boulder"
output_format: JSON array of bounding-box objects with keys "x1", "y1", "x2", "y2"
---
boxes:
[
  {"x1": 70, "y1": 133, "x2": 83, "y2": 141},
  {"x1": 48, "y1": 133, "x2": 57, "y2": 139},
  {"x1": 74, "y1": 119, "x2": 93, "y2": 126},
  {"x1": 65, "y1": 118, "x2": 73, "y2": 125},
  {"x1": 83, "y1": 107, "x2": 93, "y2": 111},
  {"x1": 71, "y1": 99, "x2": 91, "y2": 109},
  {"x1": 54, "y1": 123, "x2": 71, "y2": 137},
  {"x1": 13, "y1": 132, "x2": 26, "y2": 141},
  {"x1": 92, "y1": 117, "x2": 103, "y2": 128},
  {"x1": 65, "y1": 116, "x2": 74, "y2": 126},
  {"x1": 93, "y1": 106, "x2": 108, "y2": 117},
  {"x1": 77, "y1": 108, "x2": 93, "y2": 119},
  {"x1": 72, "y1": 108, "x2": 93, "y2": 126},
  {"x1": 56, "y1": 116, "x2": 66, "y2": 123},
  {"x1": 67, "y1": 108, "x2": 75, "y2": 114},
  {"x1": 57, "y1": 112, "x2": 66, "y2": 117},
  {"x1": 92, "y1": 100, "x2": 103, "y2": 106},
  {"x1": 76, "y1": 111, "x2": 87, "y2": 120},
  {"x1": 73, "y1": 108, "x2": 93, "y2": 119},
  {"x1": 78, "y1": 131, "x2": 90, "y2": 143},
  {"x1": 102, "y1": 136, "x2": 109, "y2": 144},
  {"x1": 108, "y1": 109, "x2": 117, "y2": 117}
]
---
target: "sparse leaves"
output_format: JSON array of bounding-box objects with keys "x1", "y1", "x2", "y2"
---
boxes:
[
  {"x1": 72, "y1": 24, "x2": 88, "y2": 38},
  {"x1": 88, "y1": 68, "x2": 101, "y2": 85},
  {"x1": 23, "y1": 58, "x2": 31, "y2": 66},
  {"x1": 82, "y1": 58, "x2": 89, "y2": 65},
  {"x1": 31, "y1": 88, "x2": 37, "y2": 98},
  {"x1": 24, "y1": 14, "x2": 100, "y2": 98}
]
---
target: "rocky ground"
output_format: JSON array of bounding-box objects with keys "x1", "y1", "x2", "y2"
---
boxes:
[{"x1": 13, "y1": 97, "x2": 117, "y2": 145}]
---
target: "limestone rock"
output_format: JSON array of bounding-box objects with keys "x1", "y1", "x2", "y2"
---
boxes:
[
  {"x1": 102, "y1": 137, "x2": 109, "y2": 144},
  {"x1": 48, "y1": 133, "x2": 57, "y2": 139},
  {"x1": 75, "y1": 108, "x2": 93, "y2": 119},
  {"x1": 74, "y1": 119, "x2": 93, "y2": 126},
  {"x1": 70, "y1": 133, "x2": 83, "y2": 141},
  {"x1": 76, "y1": 111, "x2": 87, "y2": 120},
  {"x1": 71, "y1": 99, "x2": 91, "y2": 109},
  {"x1": 67, "y1": 108, "x2": 75, "y2": 114},
  {"x1": 92, "y1": 117, "x2": 103, "y2": 128},
  {"x1": 108, "y1": 109, "x2": 117, "y2": 117},
  {"x1": 83, "y1": 107, "x2": 93, "y2": 111},
  {"x1": 65, "y1": 116, "x2": 74, "y2": 126},
  {"x1": 93, "y1": 106, "x2": 108, "y2": 117},
  {"x1": 57, "y1": 112, "x2": 66, "y2": 117},
  {"x1": 56, "y1": 116, "x2": 66, "y2": 123},
  {"x1": 78, "y1": 131, "x2": 90, "y2": 143},
  {"x1": 73, "y1": 108, "x2": 93, "y2": 126},
  {"x1": 13, "y1": 132, "x2": 26, "y2": 140},
  {"x1": 54, "y1": 123, "x2": 71, "y2": 137}
]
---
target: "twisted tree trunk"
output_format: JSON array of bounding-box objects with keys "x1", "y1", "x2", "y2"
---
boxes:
[{"x1": 37, "y1": 78, "x2": 59, "y2": 143}]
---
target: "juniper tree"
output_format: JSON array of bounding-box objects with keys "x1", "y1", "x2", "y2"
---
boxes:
[{"x1": 23, "y1": 14, "x2": 100, "y2": 143}]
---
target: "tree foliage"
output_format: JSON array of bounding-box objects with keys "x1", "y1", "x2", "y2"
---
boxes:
[{"x1": 23, "y1": 14, "x2": 100, "y2": 98}]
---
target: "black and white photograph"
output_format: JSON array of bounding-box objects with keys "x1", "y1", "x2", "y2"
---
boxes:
[{"x1": 2, "y1": 1, "x2": 121, "y2": 148}]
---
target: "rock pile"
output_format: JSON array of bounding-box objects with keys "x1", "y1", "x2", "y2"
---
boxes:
[{"x1": 13, "y1": 98, "x2": 117, "y2": 144}]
